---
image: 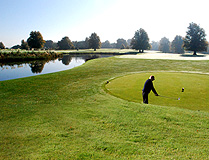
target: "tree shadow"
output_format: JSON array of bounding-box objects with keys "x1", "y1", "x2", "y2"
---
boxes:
[
  {"x1": 124, "y1": 51, "x2": 139, "y2": 54},
  {"x1": 180, "y1": 54, "x2": 206, "y2": 57}
]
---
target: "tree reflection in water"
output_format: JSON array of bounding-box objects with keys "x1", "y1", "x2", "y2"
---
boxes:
[
  {"x1": 61, "y1": 55, "x2": 72, "y2": 65},
  {"x1": 29, "y1": 61, "x2": 45, "y2": 73},
  {"x1": 0, "y1": 54, "x2": 114, "y2": 81},
  {"x1": 27, "y1": 54, "x2": 101, "y2": 73}
]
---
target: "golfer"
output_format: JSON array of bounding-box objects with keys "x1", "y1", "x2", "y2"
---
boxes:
[{"x1": 142, "y1": 75, "x2": 159, "y2": 104}]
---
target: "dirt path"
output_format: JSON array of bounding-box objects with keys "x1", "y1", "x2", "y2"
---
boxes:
[{"x1": 117, "y1": 51, "x2": 209, "y2": 60}]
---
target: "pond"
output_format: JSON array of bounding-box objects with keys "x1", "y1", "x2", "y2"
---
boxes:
[{"x1": 0, "y1": 54, "x2": 113, "y2": 81}]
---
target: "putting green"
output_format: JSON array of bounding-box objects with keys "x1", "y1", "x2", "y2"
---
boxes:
[{"x1": 105, "y1": 72, "x2": 209, "y2": 112}]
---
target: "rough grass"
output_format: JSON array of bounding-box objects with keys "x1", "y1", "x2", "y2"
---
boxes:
[
  {"x1": 1, "y1": 57, "x2": 209, "y2": 159},
  {"x1": 0, "y1": 50, "x2": 63, "y2": 63}
]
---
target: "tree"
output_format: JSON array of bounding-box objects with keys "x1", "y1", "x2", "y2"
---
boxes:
[
  {"x1": 171, "y1": 35, "x2": 184, "y2": 53},
  {"x1": 183, "y1": 22, "x2": 208, "y2": 55},
  {"x1": 44, "y1": 40, "x2": 57, "y2": 50},
  {"x1": 73, "y1": 38, "x2": 89, "y2": 49},
  {"x1": 21, "y1": 40, "x2": 29, "y2": 50},
  {"x1": 121, "y1": 44, "x2": 126, "y2": 49},
  {"x1": 85, "y1": 37, "x2": 89, "y2": 49},
  {"x1": 207, "y1": 42, "x2": 209, "y2": 53},
  {"x1": 150, "y1": 41, "x2": 159, "y2": 51},
  {"x1": 11, "y1": 45, "x2": 21, "y2": 49},
  {"x1": 88, "y1": 32, "x2": 101, "y2": 51},
  {"x1": 131, "y1": 28, "x2": 150, "y2": 53},
  {"x1": 57, "y1": 36, "x2": 74, "y2": 50},
  {"x1": 101, "y1": 40, "x2": 112, "y2": 48},
  {"x1": 0, "y1": 42, "x2": 5, "y2": 49},
  {"x1": 116, "y1": 38, "x2": 128, "y2": 49},
  {"x1": 27, "y1": 31, "x2": 45, "y2": 49},
  {"x1": 159, "y1": 37, "x2": 170, "y2": 53},
  {"x1": 127, "y1": 39, "x2": 132, "y2": 46}
]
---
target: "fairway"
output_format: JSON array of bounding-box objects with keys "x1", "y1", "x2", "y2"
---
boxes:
[
  {"x1": 1, "y1": 57, "x2": 209, "y2": 159},
  {"x1": 105, "y1": 72, "x2": 209, "y2": 112}
]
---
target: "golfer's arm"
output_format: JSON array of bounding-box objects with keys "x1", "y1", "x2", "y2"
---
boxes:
[{"x1": 152, "y1": 87, "x2": 158, "y2": 95}]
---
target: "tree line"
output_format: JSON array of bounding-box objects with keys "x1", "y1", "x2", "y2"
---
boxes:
[{"x1": 0, "y1": 22, "x2": 208, "y2": 55}]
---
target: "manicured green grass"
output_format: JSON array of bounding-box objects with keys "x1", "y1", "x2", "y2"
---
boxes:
[
  {"x1": 105, "y1": 72, "x2": 209, "y2": 112},
  {"x1": 1, "y1": 57, "x2": 209, "y2": 159}
]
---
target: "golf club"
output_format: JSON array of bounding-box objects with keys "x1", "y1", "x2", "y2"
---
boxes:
[{"x1": 159, "y1": 95, "x2": 180, "y2": 100}]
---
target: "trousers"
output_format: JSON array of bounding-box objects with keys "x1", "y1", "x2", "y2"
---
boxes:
[{"x1": 142, "y1": 92, "x2": 149, "y2": 104}]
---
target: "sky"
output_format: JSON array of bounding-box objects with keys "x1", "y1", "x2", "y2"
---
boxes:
[{"x1": 0, "y1": 0, "x2": 209, "y2": 48}]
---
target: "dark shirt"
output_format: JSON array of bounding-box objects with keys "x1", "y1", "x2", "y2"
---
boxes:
[{"x1": 142, "y1": 79, "x2": 157, "y2": 94}]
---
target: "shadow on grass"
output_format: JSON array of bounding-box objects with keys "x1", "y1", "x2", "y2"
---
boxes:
[
  {"x1": 124, "y1": 52, "x2": 139, "y2": 54},
  {"x1": 180, "y1": 54, "x2": 206, "y2": 57}
]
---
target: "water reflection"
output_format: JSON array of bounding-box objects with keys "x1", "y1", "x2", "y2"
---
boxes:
[
  {"x1": 85, "y1": 54, "x2": 100, "y2": 61},
  {"x1": 0, "y1": 54, "x2": 113, "y2": 81},
  {"x1": 61, "y1": 55, "x2": 72, "y2": 65},
  {"x1": 29, "y1": 62, "x2": 45, "y2": 73}
]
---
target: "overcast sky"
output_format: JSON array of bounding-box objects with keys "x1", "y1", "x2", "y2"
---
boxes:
[{"x1": 0, "y1": 0, "x2": 209, "y2": 48}]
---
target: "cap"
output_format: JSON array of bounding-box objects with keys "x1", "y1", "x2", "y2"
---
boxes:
[{"x1": 149, "y1": 75, "x2": 155, "y2": 80}]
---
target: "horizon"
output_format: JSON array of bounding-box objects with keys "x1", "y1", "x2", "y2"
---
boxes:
[{"x1": 0, "y1": 0, "x2": 209, "y2": 48}]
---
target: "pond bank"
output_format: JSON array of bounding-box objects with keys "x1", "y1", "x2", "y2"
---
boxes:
[
  {"x1": 0, "y1": 54, "x2": 114, "y2": 81},
  {"x1": 0, "y1": 48, "x2": 139, "y2": 63},
  {"x1": 0, "y1": 50, "x2": 63, "y2": 63}
]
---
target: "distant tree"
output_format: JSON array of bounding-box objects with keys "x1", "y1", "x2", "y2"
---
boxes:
[
  {"x1": 159, "y1": 37, "x2": 170, "y2": 53},
  {"x1": 171, "y1": 35, "x2": 184, "y2": 53},
  {"x1": 73, "y1": 38, "x2": 89, "y2": 50},
  {"x1": 85, "y1": 37, "x2": 89, "y2": 49},
  {"x1": 21, "y1": 40, "x2": 29, "y2": 50},
  {"x1": 11, "y1": 45, "x2": 21, "y2": 49},
  {"x1": 27, "y1": 31, "x2": 45, "y2": 49},
  {"x1": 131, "y1": 28, "x2": 151, "y2": 53},
  {"x1": 127, "y1": 39, "x2": 132, "y2": 46},
  {"x1": 183, "y1": 22, "x2": 208, "y2": 55},
  {"x1": 44, "y1": 40, "x2": 53, "y2": 49},
  {"x1": 0, "y1": 42, "x2": 5, "y2": 49},
  {"x1": 111, "y1": 43, "x2": 116, "y2": 48},
  {"x1": 88, "y1": 33, "x2": 101, "y2": 51},
  {"x1": 207, "y1": 42, "x2": 209, "y2": 53},
  {"x1": 57, "y1": 36, "x2": 74, "y2": 50},
  {"x1": 44, "y1": 40, "x2": 57, "y2": 50},
  {"x1": 73, "y1": 41, "x2": 84, "y2": 49},
  {"x1": 101, "y1": 40, "x2": 112, "y2": 48},
  {"x1": 116, "y1": 38, "x2": 128, "y2": 49},
  {"x1": 150, "y1": 41, "x2": 159, "y2": 51},
  {"x1": 121, "y1": 44, "x2": 126, "y2": 49}
]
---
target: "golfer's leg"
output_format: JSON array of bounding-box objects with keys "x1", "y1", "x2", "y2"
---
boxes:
[{"x1": 142, "y1": 92, "x2": 148, "y2": 104}]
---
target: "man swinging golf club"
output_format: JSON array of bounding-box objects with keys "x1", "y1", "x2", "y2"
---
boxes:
[{"x1": 142, "y1": 75, "x2": 159, "y2": 104}]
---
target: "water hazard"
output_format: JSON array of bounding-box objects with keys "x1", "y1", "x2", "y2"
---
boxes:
[{"x1": 0, "y1": 54, "x2": 112, "y2": 81}]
